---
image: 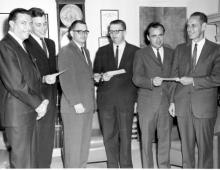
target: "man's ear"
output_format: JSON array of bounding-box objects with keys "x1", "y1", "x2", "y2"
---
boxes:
[
  {"x1": 9, "y1": 20, "x2": 14, "y2": 29},
  {"x1": 202, "y1": 22, "x2": 207, "y2": 32}
]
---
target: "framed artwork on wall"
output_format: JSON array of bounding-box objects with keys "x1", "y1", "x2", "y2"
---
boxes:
[
  {"x1": 0, "y1": 13, "x2": 9, "y2": 40},
  {"x1": 56, "y1": 0, "x2": 85, "y2": 50},
  {"x1": 100, "y1": 9, "x2": 119, "y2": 36}
]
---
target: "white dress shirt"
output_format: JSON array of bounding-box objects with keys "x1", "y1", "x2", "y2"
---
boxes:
[
  {"x1": 192, "y1": 38, "x2": 205, "y2": 64},
  {"x1": 113, "y1": 41, "x2": 126, "y2": 68}
]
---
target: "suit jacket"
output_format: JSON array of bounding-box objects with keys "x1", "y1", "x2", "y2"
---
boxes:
[
  {"x1": 0, "y1": 34, "x2": 44, "y2": 127},
  {"x1": 170, "y1": 39, "x2": 220, "y2": 118},
  {"x1": 24, "y1": 35, "x2": 57, "y2": 111},
  {"x1": 58, "y1": 41, "x2": 95, "y2": 114},
  {"x1": 133, "y1": 45, "x2": 174, "y2": 115},
  {"x1": 93, "y1": 42, "x2": 139, "y2": 111}
]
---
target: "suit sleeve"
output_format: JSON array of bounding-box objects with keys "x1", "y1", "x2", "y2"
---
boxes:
[
  {"x1": 93, "y1": 49, "x2": 103, "y2": 74},
  {"x1": 58, "y1": 48, "x2": 82, "y2": 106},
  {"x1": 169, "y1": 47, "x2": 179, "y2": 103},
  {"x1": 132, "y1": 51, "x2": 153, "y2": 90},
  {"x1": 0, "y1": 44, "x2": 42, "y2": 109},
  {"x1": 193, "y1": 47, "x2": 220, "y2": 89}
]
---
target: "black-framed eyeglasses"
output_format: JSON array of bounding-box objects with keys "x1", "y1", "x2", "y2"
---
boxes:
[
  {"x1": 109, "y1": 30, "x2": 124, "y2": 34},
  {"x1": 72, "y1": 30, "x2": 89, "y2": 35}
]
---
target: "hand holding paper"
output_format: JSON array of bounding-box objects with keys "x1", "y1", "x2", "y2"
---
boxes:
[
  {"x1": 102, "y1": 69, "x2": 126, "y2": 81},
  {"x1": 44, "y1": 69, "x2": 67, "y2": 84}
]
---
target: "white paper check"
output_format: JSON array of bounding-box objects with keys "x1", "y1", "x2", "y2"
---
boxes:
[
  {"x1": 52, "y1": 69, "x2": 67, "y2": 77},
  {"x1": 106, "y1": 69, "x2": 126, "y2": 76},
  {"x1": 162, "y1": 77, "x2": 180, "y2": 82}
]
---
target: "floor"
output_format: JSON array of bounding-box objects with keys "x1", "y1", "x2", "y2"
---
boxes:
[{"x1": 50, "y1": 140, "x2": 181, "y2": 168}]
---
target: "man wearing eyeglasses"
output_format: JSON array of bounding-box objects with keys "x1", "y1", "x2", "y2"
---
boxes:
[
  {"x1": 93, "y1": 19, "x2": 139, "y2": 168},
  {"x1": 58, "y1": 20, "x2": 95, "y2": 168}
]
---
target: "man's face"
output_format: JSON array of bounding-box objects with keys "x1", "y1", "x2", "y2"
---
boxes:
[
  {"x1": 187, "y1": 16, "x2": 206, "y2": 42},
  {"x1": 71, "y1": 23, "x2": 88, "y2": 45},
  {"x1": 9, "y1": 13, "x2": 32, "y2": 41},
  {"x1": 147, "y1": 26, "x2": 164, "y2": 49},
  {"x1": 109, "y1": 24, "x2": 126, "y2": 45},
  {"x1": 32, "y1": 15, "x2": 48, "y2": 38}
]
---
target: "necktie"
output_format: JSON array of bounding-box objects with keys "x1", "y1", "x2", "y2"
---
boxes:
[
  {"x1": 40, "y1": 38, "x2": 48, "y2": 57},
  {"x1": 115, "y1": 45, "x2": 119, "y2": 68},
  {"x1": 192, "y1": 43, "x2": 197, "y2": 70},
  {"x1": 22, "y1": 42, "x2": 27, "y2": 53},
  {"x1": 81, "y1": 47, "x2": 90, "y2": 65},
  {"x1": 157, "y1": 48, "x2": 162, "y2": 65}
]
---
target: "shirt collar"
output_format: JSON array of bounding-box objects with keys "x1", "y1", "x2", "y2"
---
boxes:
[
  {"x1": 113, "y1": 41, "x2": 126, "y2": 49},
  {"x1": 192, "y1": 38, "x2": 205, "y2": 47},
  {"x1": 73, "y1": 40, "x2": 84, "y2": 49},
  {"x1": 8, "y1": 31, "x2": 24, "y2": 46},
  {"x1": 151, "y1": 46, "x2": 164, "y2": 54}
]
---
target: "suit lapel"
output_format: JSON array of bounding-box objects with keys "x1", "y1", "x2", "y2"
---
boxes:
[
  {"x1": 118, "y1": 42, "x2": 128, "y2": 68},
  {"x1": 195, "y1": 40, "x2": 210, "y2": 69},
  {"x1": 70, "y1": 41, "x2": 92, "y2": 70},
  {"x1": 148, "y1": 46, "x2": 162, "y2": 66}
]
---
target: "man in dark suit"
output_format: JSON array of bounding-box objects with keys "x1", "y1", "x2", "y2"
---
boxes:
[
  {"x1": 58, "y1": 20, "x2": 95, "y2": 168},
  {"x1": 169, "y1": 12, "x2": 220, "y2": 168},
  {"x1": 93, "y1": 19, "x2": 139, "y2": 168},
  {"x1": 133, "y1": 22, "x2": 174, "y2": 168},
  {"x1": 0, "y1": 8, "x2": 49, "y2": 168},
  {"x1": 24, "y1": 8, "x2": 57, "y2": 168}
]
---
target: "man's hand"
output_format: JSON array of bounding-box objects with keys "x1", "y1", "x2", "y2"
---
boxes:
[
  {"x1": 74, "y1": 103, "x2": 85, "y2": 114},
  {"x1": 169, "y1": 103, "x2": 175, "y2": 117},
  {"x1": 179, "y1": 77, "x2": 194, "y2": 85},
  {"x1": 152, "y1": 77, "x2": 163, "y2": 86},
  {"x1": 102, "y1": 72, "x2": 113, "y2": 81},
  {"x1": 94, "y1": 73, "x2": 102, "y2": 82},
  {"x1": 43, "y1": 74, "x2": 57, "y2": 84},
  {"x1": 35, "y1": 99, "x2": 49, "y2": 120}
]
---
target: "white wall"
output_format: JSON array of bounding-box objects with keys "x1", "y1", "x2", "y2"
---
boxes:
[{"x1": 0, "y1": 0, "x2": 218, "y2": 61}]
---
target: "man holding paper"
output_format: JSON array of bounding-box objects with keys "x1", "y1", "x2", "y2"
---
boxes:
[
  {"x1": 133, "y1": 22, "x2": 174, "y2": 168},
  {"x1": 169, "y1": 12, "x2": 220, "y2": 168},
  {"x1": 93, "y1": 19, "x2": 139, "y2": 168},
  {"x1": 58, "y1": 20, "x2": 95, "y2": 168},
  {"x1": 24, "y1": 8, "x2": 57, "y2": 168}
]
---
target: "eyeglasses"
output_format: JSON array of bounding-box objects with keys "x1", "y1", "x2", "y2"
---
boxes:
[
  {"x1": 72, "y1": 30, "x2": 89, "y2": 35},
  {"x1": 109, "y1": 30, "x2": 124, "y2": 34}
]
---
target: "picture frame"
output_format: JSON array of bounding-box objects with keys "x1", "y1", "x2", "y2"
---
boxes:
[
  {"x1": 98, "y1": 36, "x2": 110, "y2": 47},
  {"x1": 0, "y1": 13, "x2": 9, "y2": 40},
  {"x1": 100, "y1": 10, "x2": 119, "y2": 36}
]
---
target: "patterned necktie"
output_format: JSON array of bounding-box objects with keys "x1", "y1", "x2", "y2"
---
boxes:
[
  {"x1": 192, "y1": 43, "x2": 197, "y2": 70},
  {"x1": 115, "y1": 45, "x2": 119, "y2": 68},
  {"x1": 40, "y1": 38, "x2": 48, "y2": 57},
  {"x1": 81, "y1": 47, "x2": 90, "y2": 65},
  {"x1": 157, "y1": 48, "x2": 162, "y2": 65}
]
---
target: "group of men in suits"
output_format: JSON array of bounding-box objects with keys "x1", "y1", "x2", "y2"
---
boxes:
[
  {"x1": 0, "y1": 7, "x2": 219, "y2": 169},
  {"x1": 0, "y1": 8, "x2": 57, "y2": 168}
]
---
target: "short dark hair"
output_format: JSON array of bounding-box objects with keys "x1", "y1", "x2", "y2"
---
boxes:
[
  {"x1": 109, "y1": 19, "x2": 126, "y2": 30},
  {"x1": 29, "y1": 7, "x2": 45, "y2": 18},
  {"x1": 144, "y1": 22, "x2": 165, "y2": 45},
  {"x1": 145, "y1": 22, "x2": 165, "y2": 37},
  {"x1": 67, "y1": 20, "x2": 86, "y2": 40},
  {"x1": 8, "y1": 8, "x2": 30, "y2": 23},
  {"x1": 190, "y1": 12, "x2": 207, "y2": 23}
]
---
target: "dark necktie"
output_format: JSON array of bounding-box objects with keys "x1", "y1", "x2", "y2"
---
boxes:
[
  {"x1": 81, "y1": 47, "x2": 90, "y2": 65},
  {"x1": 115, "y1": 45, "x2": 119, "y2": 68},
  {"x1": 157, "y1": 48, "x2": 162, "y2": 65},
  {"x1": 192, "y1": 43, "x2": 197, "y2": 70},
  {"x1": 40, "y1": 38, "x2": 48, "y2": 57},
  {"x1": 22, "y1": 42, "x2": 27, "y2": 53}
]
